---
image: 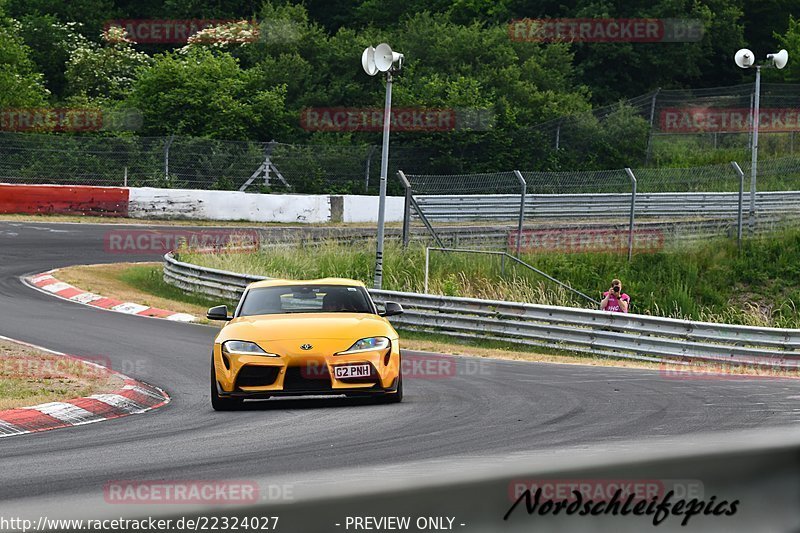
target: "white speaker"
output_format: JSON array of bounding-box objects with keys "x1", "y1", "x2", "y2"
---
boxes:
[
  {"x1": 734, "y1": 48, "x2": 754, "y2": 69},
  {"x1": 374, "y1": 43, "x2": 403, "y2": 72},
  {"x1": 362, "y1": 46, "x2": 378, "y2": 76},
  {"x1": 768, "y1": 49, "x2": 789, "y2": 69}
]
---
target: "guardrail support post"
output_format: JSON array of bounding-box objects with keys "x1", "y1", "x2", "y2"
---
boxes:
[
  {"x1": 731, "y1": 161, "x2": 745, "y2": 252},
  {"x1": 513, "y1": 170, "x2": 527, "y2": 257},
  {"x1": 624, "y1": 168, "x2": 637, "y2": 262},
  {"x1": 424, "y1": 247, "x2": 430, "y2": 294},
  {"x1": 397, "y1": 171, "x2": 445, "y2": 249},
  {"x1": 398, "y1": 170, "x2": 412, "y2": 248}
]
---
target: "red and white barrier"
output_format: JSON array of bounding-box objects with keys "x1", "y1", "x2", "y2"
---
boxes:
[
  {"x1": 0, "y1": 183, "x2": 405, "y2": 223},
  {"x1": 0, "y1": 184, "x2": 129, "y2": 216}
]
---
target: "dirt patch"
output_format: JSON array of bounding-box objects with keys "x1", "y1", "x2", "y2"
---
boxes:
[{"x1": 0, "y1": 338, "x2": 123, "y2": 410}]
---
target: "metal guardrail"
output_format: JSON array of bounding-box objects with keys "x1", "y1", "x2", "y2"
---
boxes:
[
  {"x1": 164, "y1": 253, "x2": 800, "y2": 368},
  {"x1": 414, "y1": 191, "x2": 800, "y2": 221}
]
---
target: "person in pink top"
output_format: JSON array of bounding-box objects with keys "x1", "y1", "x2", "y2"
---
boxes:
[{"x1": 600, "y1": 278, "x2": 630, "y2": 313}]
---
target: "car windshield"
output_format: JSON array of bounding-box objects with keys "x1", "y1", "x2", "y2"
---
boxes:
[{"x1": 238, "y1": 285, "x2": 374, "y2": 317}]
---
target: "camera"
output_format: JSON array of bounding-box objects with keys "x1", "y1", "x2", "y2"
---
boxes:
[{"x1": 612, "y1": 286, "x2": 620, "y2": 293}]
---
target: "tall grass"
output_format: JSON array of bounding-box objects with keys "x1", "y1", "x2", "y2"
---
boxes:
[{"x1": 180, "y1": 229, "x2": 800, "y2": 328}]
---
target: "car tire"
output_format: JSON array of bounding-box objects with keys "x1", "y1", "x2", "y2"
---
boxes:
[{"x1": 211, "y1": 362, "x2": 243, "y2": 411}]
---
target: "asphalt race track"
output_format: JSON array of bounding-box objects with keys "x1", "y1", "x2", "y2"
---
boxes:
[{"x1": 1, "y1": 220, "x2": 800, "y2": 526}]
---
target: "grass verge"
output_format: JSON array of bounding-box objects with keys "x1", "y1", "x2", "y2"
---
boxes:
[
  {"x1": 0, "y1": 338, "x2": 123, "y2": 410},
  {"x1": 53, "y1": 263, "x2": 665, "y2": 369},
  {"x1": 49, "y1": 263, "x2": 800, "y2": 377},
  {"x1": 56, "y1": 263, "x2": 220, "y2": 321},
  {"x1": 181, "y1": 229, "x2": 800, "y2": 329}
]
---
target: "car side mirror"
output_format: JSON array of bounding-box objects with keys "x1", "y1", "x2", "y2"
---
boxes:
[
  {"x1": 380, "y1": 301, "x2": 403, "y2": 317},
  {"x1": 207, "y1": 305, "x2": 232, "y2": 321}
]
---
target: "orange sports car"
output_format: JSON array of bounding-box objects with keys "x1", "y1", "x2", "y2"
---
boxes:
[{"x1": 208, "y1": 278, "x2": 403, "y2": 410}]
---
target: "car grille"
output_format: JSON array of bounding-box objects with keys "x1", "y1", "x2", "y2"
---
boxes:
[
  {"x1": 236, "y1": 365, "x2": 280, "y2": 388},
  {"x1": 282, "y1": 366, "x2": 332, "y2": 392}
]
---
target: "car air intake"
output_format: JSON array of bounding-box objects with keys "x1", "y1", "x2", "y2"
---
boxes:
[
  {"x1": 282, "y1": 366, "x2": 332, "y2": 392},
  {"x1": 236, "y1": 365, "x2": 281, "y2": 388}
]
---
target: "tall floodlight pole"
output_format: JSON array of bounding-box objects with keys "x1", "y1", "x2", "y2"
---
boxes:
[
  {"x1": 374, "y1": 71, "x2": 393, "y2": 289},
  {"x1": 734, "y1": 47, "x2": 789, "y2": 232},
  {"x1": 750, "y1": 65, "x2": 761, "y2": 228},
  {"x1": 362, "y1": 44, "x2": 404, "y2": 289}
]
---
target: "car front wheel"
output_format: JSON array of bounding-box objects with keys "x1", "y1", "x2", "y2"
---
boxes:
[
  {"x1": 211, "y1": 363, "x2": 243, "y2": 411},
  {"x1": 378, "y1": 373, "x2": 403, "y2": 404}
]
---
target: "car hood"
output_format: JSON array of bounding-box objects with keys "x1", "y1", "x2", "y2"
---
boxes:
[{"x1": 218, "y1": 313, "x2": 395, "y2": 343}]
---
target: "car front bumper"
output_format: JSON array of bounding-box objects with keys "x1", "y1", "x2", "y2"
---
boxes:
[{"x1": 213, "y1": 343, "x2": 400, "y2": 397}]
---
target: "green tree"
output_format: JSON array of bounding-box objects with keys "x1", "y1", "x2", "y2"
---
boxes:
[
  {"x1": 126, "y1": 47, "x2": 288, "y2": 140},
  {"x1": 773, "y1": 15, "x2": 800, "y2": 83},
  {"x1": 64, "y1": 26, "x2": 152, "y2": 102},
  {"x1": 356, "y1": 12, "x2": 591, "y2": 171},
  {"x1": 555, "y1": 0, "x2": 746, "y2": 103},
  {"x1": 5, "y1": 0, "x2": 114, "y2": 39},
  {"x1": 0, "y1": 7, "x2": 49, "y2": 108},
  {"x1": 16, "y1": 15, "x2": 89, "y2": 99}
]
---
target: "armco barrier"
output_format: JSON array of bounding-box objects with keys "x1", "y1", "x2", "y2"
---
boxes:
[
  {"x1": 414, "y1": 191, "x2": 800, "y2": 221},
  {"x1": 164, "y1": 253, "x2": 800, "y2": 367}
]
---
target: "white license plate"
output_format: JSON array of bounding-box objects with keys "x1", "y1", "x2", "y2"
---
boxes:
[{"x1": 334, "y1": 364, "x2": 371, "y2": 379}]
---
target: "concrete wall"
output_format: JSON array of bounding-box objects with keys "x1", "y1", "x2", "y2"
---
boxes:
[
  {"x1": 0, "y1": 183, "x2": 405, "y2": 224},
  {"x1": 128, "y1": 187, "x2": 332, "y2": 223},
  {"x1": 340, "y1": 195, "x2": 405, "y2": 223}
]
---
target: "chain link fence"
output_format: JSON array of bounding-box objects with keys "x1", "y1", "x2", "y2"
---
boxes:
[
  {"x1": 401, "y1": 159, "x2": 800, "y2": 257},
  {"x1": 0, "y1": 132, "x2": 443, "y2": 195},
  {"x1": 526, "y1": 83, "x2": 800, "y2": 169}
]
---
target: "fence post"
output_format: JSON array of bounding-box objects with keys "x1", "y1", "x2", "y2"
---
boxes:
[
  {"x1": 164, "y1": 133, "x2": 175, "y2": 181},
  {"x1": 555, "y1": 121, "x2": 561, "y2": 150},
  {"x1": 644, "y1": 88, "x2": 660, "y2": 165},
  {"x1": 364, "y1": 145, "x2": 376, "y2": 193},
  {"x1": 397, "y1": 170, "x2": 412, "y2": 248},
  {"x1": 624, "y1": 168, "x2": 637, "y2": 261},
  {"x1": 731, "y1": 161, "x2": 745, "y2": 252},
  {"x1": 424, "y1": 246, "x2": 431, "y2": 294},
  {"x1": 749, "y1": 71, "x2": 762, "y2": 237},
  {"x1": 513, "y1": 170, "x2": 527, "y2": 257}
]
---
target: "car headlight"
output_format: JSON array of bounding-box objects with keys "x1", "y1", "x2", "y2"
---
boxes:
[
  {"x1": 336, "y1": 337, "x2": 390, "y2": 355},
  {"x1": 222, "y1": 340, "x2": 279, "y2": 357}
]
